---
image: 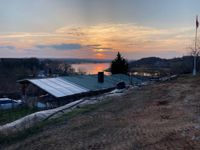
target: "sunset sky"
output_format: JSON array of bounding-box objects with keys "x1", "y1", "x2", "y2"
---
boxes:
[{"x1": 0, "y1": 0, "x2": 200, "y2": 59}]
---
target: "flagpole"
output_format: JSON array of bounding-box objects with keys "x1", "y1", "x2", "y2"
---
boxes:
[{"x1": 193, "y1": 15, "x2": 198, "y2": 76}]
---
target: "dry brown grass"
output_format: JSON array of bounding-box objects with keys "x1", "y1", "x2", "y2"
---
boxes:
[{"x1": 3, "y1": 75, "x2": 200, "y2": 150}]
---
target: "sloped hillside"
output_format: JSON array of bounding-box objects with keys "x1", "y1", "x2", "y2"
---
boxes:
[
  {"x1": 129, "y1": 56, "x2": 195, "y2": 75},
  {"x1": 2, "y1": 75, "x2": 200, "y2": 150}
]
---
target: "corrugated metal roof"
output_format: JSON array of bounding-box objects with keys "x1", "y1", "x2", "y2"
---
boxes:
[
  {"x1": 63, "y1": 74, "x2": 141, "y2": 90},
  {"x1": 21, "y1": 74, "x2": 142, "y2": 98},
  {"x1": 109, "y1": 74, "x2": 141, "y2": 84},
  {"x1": 27, "y1": 78, "x2": 89, "y2": 98},
  {"x1": 62, "y1": 75, "x2": 115, "y2": 91}
]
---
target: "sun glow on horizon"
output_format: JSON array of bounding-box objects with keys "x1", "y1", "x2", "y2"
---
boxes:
[{"x1": 0, "y1": 23, "x2": 194, "y2": 59}]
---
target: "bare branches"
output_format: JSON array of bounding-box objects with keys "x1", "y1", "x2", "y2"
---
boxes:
[{"x1": 188, "y1": 38, "x2": 200, "y2": 57}]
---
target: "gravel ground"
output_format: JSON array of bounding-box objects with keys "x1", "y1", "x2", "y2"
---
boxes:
[{"x1": 3, "y1": 75, "x2": 200, "y2": 150}]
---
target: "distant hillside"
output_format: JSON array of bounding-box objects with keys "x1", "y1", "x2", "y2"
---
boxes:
[
  {"x1": 129, "y1": 56, "x2": 197, "y2": 75},
  {"x1": 130, "y1": 57, "x2": 169, "y2": 68}
]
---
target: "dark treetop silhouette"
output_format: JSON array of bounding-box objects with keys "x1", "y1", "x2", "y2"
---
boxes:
[{"x1": 110, "y1": 52, "x2": 129, "y2": 75}]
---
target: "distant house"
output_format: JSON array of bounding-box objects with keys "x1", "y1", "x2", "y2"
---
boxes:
[{"x1": 18, "y1": 73, "x2": 142, "y2": 109}]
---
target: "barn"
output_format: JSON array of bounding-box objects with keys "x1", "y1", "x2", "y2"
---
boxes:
[{"x1": 18, "y1": 73, "x2": 142, "y2": 109}]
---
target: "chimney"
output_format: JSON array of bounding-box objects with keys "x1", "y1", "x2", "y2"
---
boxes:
[{"x1": 98, "y1": 72, "x2": 104, "y2": 83}]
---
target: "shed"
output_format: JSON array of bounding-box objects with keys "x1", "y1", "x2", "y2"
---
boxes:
[{"x1": 18, "y1": 74, "x2": 142, "y2": 108}]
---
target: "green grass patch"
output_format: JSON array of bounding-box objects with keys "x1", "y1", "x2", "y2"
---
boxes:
[{"x1": 0, "y1": 106, "x2": 38, "y2": 125}]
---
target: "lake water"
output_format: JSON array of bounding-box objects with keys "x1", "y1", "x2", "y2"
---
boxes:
[{"x1": 72, "y1": 63, "x2": 110, "y2": 75}]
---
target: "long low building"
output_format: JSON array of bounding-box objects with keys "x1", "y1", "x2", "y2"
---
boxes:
[{"x1": 18, "y1": 73, "x2": 142, "y2": 108}]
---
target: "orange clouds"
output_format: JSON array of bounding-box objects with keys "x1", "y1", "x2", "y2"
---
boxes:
[
  {"x1": 54, "y1": 24, "x2": 194, "y2": 58},
  {"x1": 0, "y1": 23, "x2": 194, "y2": 59}
]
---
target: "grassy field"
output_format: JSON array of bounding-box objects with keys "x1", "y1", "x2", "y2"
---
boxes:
[
  {"x1": 1, "y1": 75, "x2": 200, "y2": 150},
  {"x1": 0, "y1": 107, "x2": 38, "y2": 125}
]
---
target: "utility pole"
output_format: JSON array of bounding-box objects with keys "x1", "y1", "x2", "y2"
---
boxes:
[{"x1": 193, "y1": 15, "x2": 199, "y2": 76}]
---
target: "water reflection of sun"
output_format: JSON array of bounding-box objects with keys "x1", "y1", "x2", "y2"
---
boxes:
[
  {"x1": 95, "y1": 65, "x2": 104, "y2": 73},
  {"x1": 94, "y1": 64, "x2": 110, "y2": 75},
  {"x1": 72, "y1": 63, "x2": 110, "y2": 75}
]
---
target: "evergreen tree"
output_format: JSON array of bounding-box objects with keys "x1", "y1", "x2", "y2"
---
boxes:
[{"x1": 111, "y1": 52, "x2": 129, "y2": 74}]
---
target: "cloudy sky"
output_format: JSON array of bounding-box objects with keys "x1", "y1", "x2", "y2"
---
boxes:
[{"x1": 0, "y1": 0, "x2": 199, "y2": 59}]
